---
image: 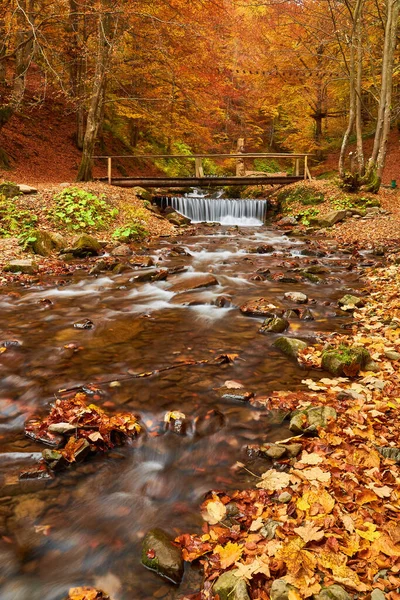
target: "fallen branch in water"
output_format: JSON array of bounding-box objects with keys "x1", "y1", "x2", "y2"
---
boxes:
[{"x1": 57, "y1": 353, "x2": 239, "y2": 397}]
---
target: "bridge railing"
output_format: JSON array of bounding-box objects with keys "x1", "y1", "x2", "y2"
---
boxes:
[{"x1": 92, "y1": 152, "x2": 313, "y2": 185}]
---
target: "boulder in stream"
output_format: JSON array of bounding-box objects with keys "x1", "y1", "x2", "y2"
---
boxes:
[
  {"x1": 338, "y1": 294, "x2": 365, "y2": 310},
  {"x1": 166, "y1": 211, "x2": 191, "y2": 226},
  {"x1": 259, "y1": 316, "x2": 289, "y2": 334},
  {"x1": 240, "y1": 298, "x2": 283, "y2": 317},
  {"x1": 169, "y1": 273, "x2": 218, "y2": 293},
  {"x1": 273, "y1": 336, "x2": 307, "y2": 359},
  {"x1": 111, "y1": 244, "x2": 133, "y2": 257},
  {"x1": 284, "y1": 291, "x2": 308, "y2": 304},
  {"x1": 213, "y1": 570, "x2": 250, "y2": 600},
  {"x1": 141, "y1": 528, "x2": 184, "y2": 584},
  {"x1": 130, "y1": 268, "x2": 168, "y2": 283}
]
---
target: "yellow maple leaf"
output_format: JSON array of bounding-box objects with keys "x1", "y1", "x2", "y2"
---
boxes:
[
  {"x1": 276, "y1": 536, "x2": 317, "y2": 579},
  {"x1": 293, "y1": 521, "x2": 325, "y2": 543},
  {"x1": 297, "y1": 489, "x2": 335, "y2": 515},
  {"x1": 355, "y1": 522, "x2": 380, "y2": 542},
  {"x1": 213, "y1": 541, "x2": 243, "y2": 569},
  {"x1": 317, "y1": 550, "x2": 368, "y2": 590}
]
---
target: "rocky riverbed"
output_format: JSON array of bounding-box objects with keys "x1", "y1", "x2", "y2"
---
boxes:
[{"x1": 0, "y1": 222, "x2": 389, "y2": 600}]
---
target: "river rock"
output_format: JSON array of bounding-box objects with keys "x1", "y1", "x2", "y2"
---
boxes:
[
  {"x1": 321, "y1": 345, "x2": 370, "y2": 376},
  {"x1": 141, "y1": 528, "x2": 184, "y2": 584},
  {"x1": 0, "y1": 182, "x2": 20, "y2": 198},
  {"x1": 378, "y1": 446, "x2": 400, "y2": 463},
  {"x1": 338, "y1": 294, "x2": 365, "y2": 309},
  {"x1": 261, "y1": 444, "x2": 287, "y2": 459},
  {"x1": 132, "y1": 186, "x2": 152, "y2": 202},
  {"x1": 69, "y1": 234, "x2": 101, "y2": 257},
  {"x1": 111, "y1": 244, "x2": 133, "y2": 257},
  {"x1": 315, "y1": 585, "x2": 351, "y2": 600},
  {"x1": 130, "y1": 268, "x2": 168, "y2": 283},
  {"x1": 300, "y1": 308, "x2": 315, "y2": 320},
  {"x1": 169, "y1": 274, "x2": 218, "y2": 293},
  {"x1": 194, "y1": 409, "x2": 225, "y2": 436},
  {"x1": 42, "y1": 449, "x2": 67, "y2": 471},
  {"x1": 214, "y1": 295, "x2": 232, "y2": 307},
  {"x1": 370, "y1": 591, "x2": 386, "y2": 600},
  {"x1": 18, "y1": 184, "x2": 38, "y2": 194},
  {"x1": 284, "y1": 291, "x2": 308, "y2": 304},
  {"x1": 310, "y1": 210, "x2": 347, "y2": 228},
  {"x1": 240, "y1": 298, "x2": 283, "y2": 317},
  {"x1": 304, "y1": 265, "x2": 329, "y2": 274},
  {"x1": 270, "y1": 578, "x2": 297, "y2": 600},
  {"x1": 74, "y1": 318, "x2": 94, "y2": 330},
  {"x1": 256, "y1": 244, "x2": 274, "y2": 254},
  {"x1": 216, "y1": 387, "x2": 254, "y2": 402},
  {"x1": 277, "y1": 216, "x2": 297, "y2": 227},
  {"x1": 166, "y1": 211, "x2": 191, "y2": 226},
  {"x1": 4, "y1": 259, "x2": 38, "y2": 275},
  {"x1": 289, "y1": 405, "x2": 337, "y2": 434},
  {"x1": 130, "y1": 255, "x2": 155, "y2": 267},
  {"x1": 29, "y1": 229, "x2": 66, "y2": 256},
  {"x1": 273, "y1": 336, "x2": 307, "y2": 358},
  {"x1": 259, "y1": 317, "x2": 289, "y2": 334},
  {"x1": 213, "y1": 570, "x2": 250, "y2": 600},
  {"x1": 384, "y1": 350, "x2": 400, "y2": 361}
]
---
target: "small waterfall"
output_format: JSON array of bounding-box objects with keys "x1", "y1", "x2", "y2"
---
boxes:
[{"x1": 165, "y1": 195, "x2": 267, "y2": 226}]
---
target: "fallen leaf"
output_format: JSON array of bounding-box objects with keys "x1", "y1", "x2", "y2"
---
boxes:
[
  {"x1": 213, "y1": 542, "x2": 243, "y2": 568},
  {"x1": 294, "y1": 521, "x2": 325, "y2": 543},
  {"x1": 201, "y1": 499, "x2": 227, "y2": 525},
  {"x1": 256, "y1": 470, "x2": 291, "y2": 491}
]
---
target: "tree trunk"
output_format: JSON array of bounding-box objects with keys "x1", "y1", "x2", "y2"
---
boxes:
[
  {"x1": 77, "y1": 0, "x2": 116, "y2": 181},
  {"x1": 365, "y1": 0, "x2": 400, "y2": 189}
]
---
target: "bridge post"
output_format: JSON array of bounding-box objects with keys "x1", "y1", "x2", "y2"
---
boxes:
[
  {"x1": 304, "y1": 155, "x2": 308, "y2": 180},
  {"x1": 295, "y1": 158, "x2": 300, "y2": 177},
  {"x1": 107, "y1": 157, "x2": 112, "y2": 184},
  {"x1": 236, "y1": 138, "x2": 246, "y2": 176},
  {"x1": 195, "y1": 158, "x2": 204, "y2": 177}
]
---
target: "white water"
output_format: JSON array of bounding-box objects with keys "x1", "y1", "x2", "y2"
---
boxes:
[{"x1": 169, "y1": 196, "x2": 267, "y2": 226}]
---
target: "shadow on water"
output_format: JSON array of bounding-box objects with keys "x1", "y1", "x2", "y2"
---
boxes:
[{"x1": 0, "y1": 220, "x2": 363, "y2": 599}]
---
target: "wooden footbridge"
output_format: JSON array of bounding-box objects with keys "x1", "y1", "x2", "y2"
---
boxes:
[{"x1": 95, "y1": 152, "x2": 313, "y2": 188}]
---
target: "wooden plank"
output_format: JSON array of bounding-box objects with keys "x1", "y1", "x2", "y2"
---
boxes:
[
  {"x1": 195, "y1": 157, "x2": 204, "y2": 177},
  {"x1": 94, "y1": 153, "x2": 313, "y2": 160},
  {"x1": 101, "y1": 176, "x2": 303, "y2": 188}
]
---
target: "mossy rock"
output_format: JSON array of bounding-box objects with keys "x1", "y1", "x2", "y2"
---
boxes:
[
  {"x1": 338, "y1": 294, "x2": 365, "y2": 309},
  {"x1": 314, "y1": 584, "x2": 351, "y2": 600},
  {"x1": 270, "y1": 578, "x2": 297, "y2": 600},
  {"x1": 69, "y1": 234, "x2": 101, "y2": 257},
  {"x1": 321, "y1": 345, "x2": 370, "y2": 377},
  {"x1": 259, "y1": 317, "x2": 289, "y2": 334},
  {"x1": 273, "y1": 336, "x2": 307, "y2": 358},
  {"x1": 289, "y1": 405, "x2": 337, "y2": 434},
  {"x1": 213, "y1": 570, "x2": 250, "y2": 600},
  {"x1": 0, "y1": 182, "x2": 20, "y2": 199},
  {"x1": 4, "y1": 259, "x2": 38, "y2": 275},
  {"x1": 29, "y1": 230, "x2": 67, "y2": 257},
  {"x1": 141, "y1": 528, "x2": 184, "y2": 584}
]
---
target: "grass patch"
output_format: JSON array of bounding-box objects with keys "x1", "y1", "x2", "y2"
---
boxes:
[
  {"x1": 0, "y1": 194, "x2": 38, "y2": 245},
  {"x1": 278, "y1": 184, "x2": 325, "y2": 209},
  {"x1": 112, "y1": 206, "x2": 149, "y2": 241}
]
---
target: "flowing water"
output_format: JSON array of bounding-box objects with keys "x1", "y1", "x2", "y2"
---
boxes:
[
  {"x1": 161, "y1": 190, "x2": 267, "y2": 226},
  {"x1": 0, "y1": 222, "x2": 363, "y2": 600}
]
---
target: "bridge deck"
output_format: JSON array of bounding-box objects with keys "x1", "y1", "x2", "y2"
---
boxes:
[{"x1": 101, "y1": 176, "x2": 303, "y2": 188}]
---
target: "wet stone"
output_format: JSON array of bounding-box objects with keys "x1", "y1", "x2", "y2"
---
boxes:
[
  {"x1": 167, "y1": 265, "x2": 188, "y2": 275},
  {"x1": 315, "y1": 585, "x2": 351, "y2": 600},
  {"x1": 240, "y1": 298, "x2": 283, "y2": 317},
  {"x1": 259, "y1": 317, "x2": 289, "y2": 334},
  {"x1": 25, "y1": 419, "x2": 64, "y2": 448},
  {"x1": 284, "y1": 291, "x2": 308, "y2": 304},
  {"x1": 213, "y1": 570, "x2": 250, "y2": 600},
  {"x1": 169, "y1": 274, "x2": 218, "y2": 293},
  {"x1": 270, "y1": 578, "x2": 296, "y2": 600},
  {"x1": 42, "y1": 449, "x2": 67, "y2": 471},
  {"x1": 272, "y1": 336, "x2": 307, "y2": 359},
  {"x1": 261, "y1": 444, "x2": 287, "y2": 459},
  {"x1": 321, "y1": 345, "x2": 370, "y2": 377},
  {"x1": 194, "y1": 409, "x2": 225, "y2": 437},
  {"x1": 384, "y1": 350, "x2": 400, "y2": 361},
  {"x1": 68, "y1": 234, "x2": 101, "y2": 257},
  {"x1": 130, "y1": 255, "x2": 155, "y2": 267},
  {"x1": 111, "y1": 244, "x2": 133, "y2": 257},
  {"x1": 216, "y1": 387, "x2": 255, "y2": 402},
  {"x1": 129, "y1": 268, "x2": 168, "y2": 283},
  {"x1": 19, "y1": 463, "x2": 54, "y2": 481},
  {"x1": 278, "y1": 492, "x2": 292, "y2": 503},
  {"x1": 213, "y1": 295, "x2": 232, "y2": 307},
  {"x1": 338, "y1": 294, "x2": 365, "y2": 309},
  {"x1": 141, "y1": 528, "x2": 184, "y2": 584},
  {"x1": 256, "y1": 244, "x2": 274, "y2": 254},
  {"x1": 74, "y1": 319, "x2": 94, "y2": 330}
]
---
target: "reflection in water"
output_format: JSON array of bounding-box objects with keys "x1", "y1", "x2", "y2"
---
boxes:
[{"x1": 0, "y1": 225, "x2": 360, "y2": 600}]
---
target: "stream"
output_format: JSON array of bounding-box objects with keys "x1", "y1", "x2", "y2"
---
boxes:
[{"x1": 0, "y1": 221, "x2": 364, "y2": 600}]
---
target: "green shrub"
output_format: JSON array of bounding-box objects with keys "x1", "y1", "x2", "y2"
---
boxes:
[
  {"x1": 253, "y1": 158, "x2": 281, "y2": 173},
  {"x1": 50, "y1": 187, "x2": 118, "y2": 231},
  {"x1": 112, "y1": 206, "x2": 149, "y2": 241},
  {"x1": 0, "y1": 195, "x2": 38, "y2": 243},
  {"x1": 278, "y1": 185, "x2": 324, "y2": 209},
  {"x1": 297, "y1": 207, "x2": 320, "y2": 225}
]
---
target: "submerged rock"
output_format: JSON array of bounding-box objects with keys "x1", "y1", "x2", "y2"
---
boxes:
[
  {"x1": 213, "y1": 570, "x2": 250, "y2": 600},
  {"x1": 216, "y1": 387, "x2": 255, "y2": 402},
  {"x1": 289, "y1": 405, "x2": 337, "y2": 434},
  {"x1": 194, "y1": 409, "x2": 225, "y2": 436},
  {"x1": 273, "y1": 336, "x2": 307, "y2": 359},
  {"x1": 214, "y1": 295, "x2": 232, "y2": 308},
  {"x1": 4, "y1": 259, "x2": 38, "y2": 275},
  {"x1": 240, "y1": 298, "x2": 283, "y2": 317},
  {"x1": 141, "y1": 528, "x2": 184, "y2": 584},
  {"x1": 169, "y1": 274, "x2": 218, "y2": 293}
]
